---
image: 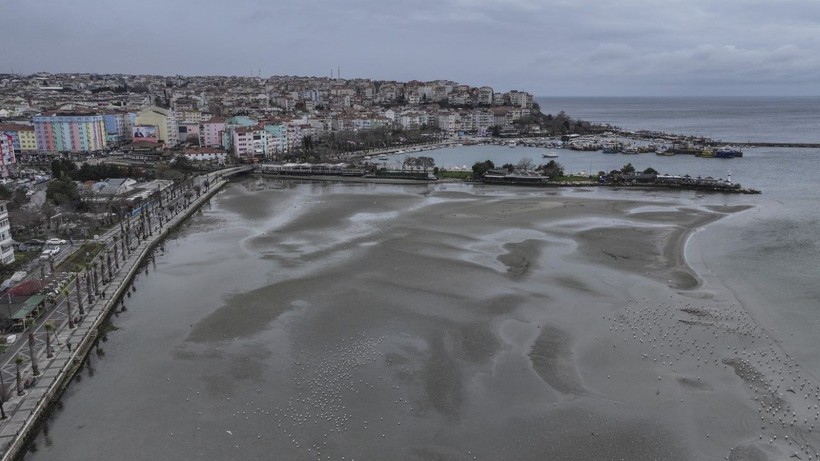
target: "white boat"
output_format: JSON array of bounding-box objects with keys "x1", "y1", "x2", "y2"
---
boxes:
[
  {"x1": 542, "y1": 151, "x2": 559, "y2": 158},
  {"x1": 377, "y1": 155, "x2": 388, "y2": 161}
]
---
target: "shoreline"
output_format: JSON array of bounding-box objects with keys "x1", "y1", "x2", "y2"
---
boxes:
[{"x1": 0, "y1": 168, "x2": 250, "y2": 461}]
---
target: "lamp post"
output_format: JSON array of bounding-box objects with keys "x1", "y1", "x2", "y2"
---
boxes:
[{"x1": 0, "y1": 370, "x2": 7, "y2": 419}]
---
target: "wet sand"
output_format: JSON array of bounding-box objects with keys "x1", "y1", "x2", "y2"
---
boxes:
[{"x1": 26, "y1": 179, "x2": 818, "y2": 461}]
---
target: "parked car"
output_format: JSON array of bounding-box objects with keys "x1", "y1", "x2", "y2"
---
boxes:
[
  {"x1": 26, "y1": 239, "x2": 45, "y2": 247},
  {"x1": 39, "y1": 246, "x2": 60, "y2": 260},
  {"x1": 46, "y1": 238, "x2": 67, "y2": 245}
]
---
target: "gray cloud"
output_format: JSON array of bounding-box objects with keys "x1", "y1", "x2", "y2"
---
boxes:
[{"x1": 2, "y1": 0, "x2": 819, "y2": 95}]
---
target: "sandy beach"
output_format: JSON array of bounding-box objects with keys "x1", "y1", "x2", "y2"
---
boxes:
[{"x1": 27, "y1": 179, "x2": 819, "y2": 461}]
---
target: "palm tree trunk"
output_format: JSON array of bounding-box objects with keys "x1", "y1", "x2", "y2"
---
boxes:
[
  {"x1": 86, "y1": 269, "x2": 94, "y2": 303},
  {"x1": 92, "y1": 264, "x2": 100, "y2": 295},
  {"x1": 67, "y1": 296, "x2": 75, "y2": 329},
  {"x1": 15, "y1": 362, "x2": 23, "y2": 396},
  {"x1": 28, "y1": 331, "x2": 40, "y2": 376},
  {"x1": 46, "y1": 329, "x2": 53, "y2": 359},
  {"x1": 75, "y1": 276, "x2": 84, "y2": 316}
]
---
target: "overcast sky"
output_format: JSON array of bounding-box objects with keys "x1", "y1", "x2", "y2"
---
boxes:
[{"x1": 4, "y1": 0, "x2": 820, "y2": 96}]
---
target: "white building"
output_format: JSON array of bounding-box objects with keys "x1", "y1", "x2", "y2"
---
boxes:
[
  {"x1": 232, "y1": 127, "x2": 270, "y2": 158},
  {"x1": 0, "y1": 200, "x2": 16, "y2": 265}
]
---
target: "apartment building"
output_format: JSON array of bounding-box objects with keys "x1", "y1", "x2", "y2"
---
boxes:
[
  {"x1": 0, "y1": 201, "x2": 15, "y2": 266},
  {"x1": 33, "y1": 111, "x2": 107, "y2": 153}
]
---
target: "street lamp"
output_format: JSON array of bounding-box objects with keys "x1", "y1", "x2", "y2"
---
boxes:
[{"x1": 0, "y1": 370, "x2": 6, "y2": 419}]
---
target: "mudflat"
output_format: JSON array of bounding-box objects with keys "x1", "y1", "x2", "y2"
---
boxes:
[{"x1": 29, "y1": 179, "x2": 812, "y2": 461}]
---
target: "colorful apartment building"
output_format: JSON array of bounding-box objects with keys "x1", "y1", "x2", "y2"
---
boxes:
[
  {"x1": 33, "y1": 111, "x2": 107, "y2": 153},
  {"x1": 102, "y1": 112, "x2": 136, "y2": 145},
  {"x1": 0, "y1": 124, "x2": 37, "y2": 153}
]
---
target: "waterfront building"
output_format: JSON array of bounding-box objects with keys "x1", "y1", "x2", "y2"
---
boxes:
[
  {"x1": 262, "y1": 122, "x2": 288, "y2": 154},
  {"x1": 0, "y1": 124, "x2": 36, "y2": 154},
  {"x1": 0, "y1": 200, "x2": 15, "y2": 266},
  {"x1": 231, "y1": 126, "x2": 270, "y2": 159},
  {"x1": 183, "y1": 147, "x2": 227, "y2": 163},
  {"x1": 33, "y1": 111, "x2": 107, "y2": 153},
  {"x1": 135, "y1": 106, "x2": 178, "y2": 146},
  {"x1": 437, "y1": 112, "x2": 461, "y2": 135}
]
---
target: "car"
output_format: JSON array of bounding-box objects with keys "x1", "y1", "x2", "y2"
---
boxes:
[
  {"x1": 25, "y1": 239, "x2": 45, "y2": 246},
  {"x1": 46, "y1": 238, "x2": 67, "y2": 245}
]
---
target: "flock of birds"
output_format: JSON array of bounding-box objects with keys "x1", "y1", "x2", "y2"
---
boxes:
[{"x1": 606, "y1": 296, "x2": 820, "y2": 460}]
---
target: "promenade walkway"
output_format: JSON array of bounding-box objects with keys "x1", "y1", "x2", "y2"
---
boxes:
[{"x1": 0, "y1": 166, "x2": 250, "y2": 460}]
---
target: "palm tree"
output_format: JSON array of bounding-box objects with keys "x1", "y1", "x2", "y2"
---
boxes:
[
  {"x1": 25, "y1": 319, "x2": 40, "y2": 376},
  {"x1": 85, "y1": 268, "x2": 94, "y2": 303},
  {"x1": 75, "y1": 275, "x2": 84, "y2": 316},
  {"x1": 45, "y1": 322, "x2": 55, "y2": 359},
  {"x1": 15, "y1": 355, "x2": 25, "y2": 396},
  {"x1": 65, "y1": 290, "x2": 75, "y2": 329}
]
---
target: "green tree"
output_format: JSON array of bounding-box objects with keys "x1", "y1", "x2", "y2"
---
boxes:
[
  {"x1": 620, "y1": 163, "x2": 636, "y2": 174},
  {"x1": 46, "y1": 175, "x2": 81, "y2": 207},
  {"x1": 540, "y1": 160, "x2": 564, "y2": 178},
  {"x1": 471, "y1": 160, "x2": 495, "y2": 178},
  {"x1": 643, "y1": 167, "x2": 658, "y2": 175}
]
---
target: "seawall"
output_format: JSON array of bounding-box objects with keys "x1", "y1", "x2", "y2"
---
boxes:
[{"x1": 0, "y1": 170, "x2": 242, "y2": 461}]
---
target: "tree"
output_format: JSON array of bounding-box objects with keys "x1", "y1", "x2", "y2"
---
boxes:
[
  {"x1": 46, "y1": 175, "x2": 81, "y2": 208},
  {"x1": 515, "y1": 157, "x2": 534, "y2": 171},
  {"x1": 15, "y1": 356, "x2": 24, "y2": 396},
  {"x1": 26, "y1": 319, "x2": 40, "y2": 376},
  {"x1": 45, "y1": 322, "x2": 55, "y2": 359},
  {"x1": 471, "y1": 160, "x2": 495, "y2": 178},
  {"x1": 417, "y1": 156, "x2": 435, "y2": 171},
  {"x1": 621, "y1": 163, "x2": 636, "y2": 174},
  {"x1": 540, "y1": 160, "x2": 564, "y2": 178},
  {"x1": 65, "y1": 289, "x2": 75, "y2": 329},
  {"x1": 643, "y1": 167, "x2": 658, "y2": 175},
  {"x1": 51, "y1": 158, "x2": 77, "y2": 179}
]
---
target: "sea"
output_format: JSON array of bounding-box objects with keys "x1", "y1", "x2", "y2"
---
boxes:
[{"x1": 24, "y1": 97, "x2": 820, "y2": 460}]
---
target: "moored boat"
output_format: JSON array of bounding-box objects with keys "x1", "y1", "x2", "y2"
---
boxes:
[
  {"x1": 542, "y1": 151, "x2": 559, "y2": 158},
  {"x1": 714, "y1": 146, "x2": 743, "y2": 158}
]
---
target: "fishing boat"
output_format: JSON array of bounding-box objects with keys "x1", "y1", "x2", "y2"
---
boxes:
[
  {"x1": 602, "y1": 142, "x2": 621, "y2": 154},
  {"x1": 714, "y1": 146, "x2": 743, "y2": 158}
]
